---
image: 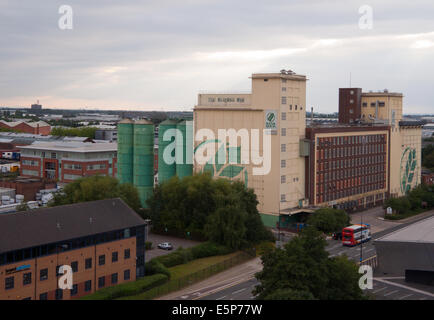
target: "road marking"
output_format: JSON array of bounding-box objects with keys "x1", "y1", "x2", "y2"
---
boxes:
[
  {"x1": 384, "y1": 290, "x2": 399, "y2": 297},
  {"x1": 375, "y1": 278, "x2": 434, "y2": 297},
  {"x1": 232, "y1": 288, "x2": 246, "y2": 295},
  {"x1": 216, "y1": 296, "x2": 226, "y2": 300},
  {"x1": 373, "y1": 287, "x2": 387, "y2": 294},
  {"x1": 398, "y1": 294, "x2": 413, "y2": 300},
  {"x1": 365, "y1": 248, "x2": 374, "y2": 253}
]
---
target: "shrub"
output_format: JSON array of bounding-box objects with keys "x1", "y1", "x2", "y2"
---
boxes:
[
  {"x1": 144, "y1": 260, "x2": 171, "y2": 278},
  {"x1": 81, "y1": 274, "x2": 168, "y2": 300},
  {"x1": 190, "y1": 242, "x2": 233, "y2": 259},
  {"x1": 145, "y1": 241, "x2": 153, "y2": 250},
  {"x1": 154, "y1": 247, "x2": 193, "y2": 268}
]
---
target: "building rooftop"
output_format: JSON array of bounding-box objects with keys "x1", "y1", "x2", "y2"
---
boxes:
[
  {"x1": 0, "y1": 198, "x2": 145, "y2": 253},
  {"x1": 375, "y1": 215, "x2": 434, "y2": 244},
  {"x1": 19, "y1": 141, "x2": 117, "y2": 153}
]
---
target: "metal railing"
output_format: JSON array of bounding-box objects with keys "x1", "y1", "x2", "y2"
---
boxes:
[{"x1": 358, "y1": 255, "x2": 378, "y2": 269}]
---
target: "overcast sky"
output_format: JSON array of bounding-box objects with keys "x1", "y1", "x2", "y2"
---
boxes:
[{"x1": 1, "y1": 0, "x2": 434, "y2": 114}]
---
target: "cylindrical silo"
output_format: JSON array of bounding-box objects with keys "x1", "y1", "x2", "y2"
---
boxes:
[
  {"x1": 158, "y1": 119, "x2": 178, "y2": 184},
  {"x1": 117, "y1": 119, "x2": 134, "y2": 184},
  {"x1": 133, "y1": 119, "x2": 155, "y2": 208},
  {"x1": 175, "y1": 120, "x2": 193, "y2": 179}
]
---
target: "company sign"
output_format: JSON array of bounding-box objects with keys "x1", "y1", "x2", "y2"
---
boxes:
[{"x1": 265, "y1": 110, "x2": 277, "y2": 135}]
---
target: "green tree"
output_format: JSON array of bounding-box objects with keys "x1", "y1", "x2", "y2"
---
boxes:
[
  {"x1": 147, "y1": 173, "x2": 272, "y2": 249},
  {"x1": 307, "y1": 208, "x2": 350, "y2": 234},
  {"x1": 49, "y1": 175, "x2": 142, "y2": 213},
  {"x1": 254, "y1": 227, "x2": 365, "y2": 300}
]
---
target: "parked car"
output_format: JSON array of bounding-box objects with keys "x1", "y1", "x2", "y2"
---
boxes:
[{"x1": 158, "y1": 242, "x2": 173, "y2": 250}]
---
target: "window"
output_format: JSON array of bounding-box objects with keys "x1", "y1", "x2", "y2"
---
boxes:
[
  {"x1": 124, "y1": 269, "x2": 131, "y2": 281},
  {"x1": 362, "y1": 102, "x2": 367, "y2": 107},
  {"x1": 281, "y1": 96, "x2": 287, "y2": 104},
  {"x1": 55, "y1": 289, "x2": 63, "y2": 300},
  {"x1": 295, "y1": 105, "x2": 297, "y2": 110},
  {"x1": 98, "y1": 276, "x2": 105, "y2": 288},
  {"x1": 85, "y1": 258, "x2": 92, "y2": 269},
  {"x1": 51, "y1": 152, "x2": 57, "y2": 159},
  {"x1": 5, "y1": 276, "x2": 14, "y2": 290},
  {"x1": 281, "y1": 175, "x2": 286, "y2": 183},
  {"x1": 281, "y1": 128, "x2": 286, "y2": 136},
  {"x1": 280, "y1": 194, "x2": 286, "y2": 202},
  {"x1": 112, "y1": 252, "x2": 118, "y2": 263},
  {"x1": 281, "y1": 112, "x2": 286, "y2": 120},
  {"x1": 111, "y1": 273, "x2": 118, "y2": 284},
  {"x1": 282, "y1": 87, "x2": 286, "y2": 91},
  {"x1": 40, "y1": 268, "x2": 48, "y2": 281},
  {"x1": 124, "y1": 249, "x2": 130, "y2": 260},
  {"x1": 71, "y1": 284, "x2": 78, "y2": 296},
  {"x1": 64, "y1": 163, "x2": 82, "y2": 170},
  {"x1": 98, "y1": 255, "x2": 105, "y2": 266},
  {"x1": 71, "y1": 261, "x2": 78, "y2": 273},
  {"x1": 85, "y1": 280, "x2": 92, "y2": 292},
  {"x1": 87, "y1": 164, "x2": 107, "y2": 171},
  {"x1": 39, "y1": 293, "x2": 48, "y2": 300},
  {"x1": 23, "y1": 272, "x2": 32, "y2": 285},
  {"x1": 281, "y1": 144, "x2": 286, "y2": 152},
  {"x1": 281, "y1": 160, "x2": 286, "y2": 168}
]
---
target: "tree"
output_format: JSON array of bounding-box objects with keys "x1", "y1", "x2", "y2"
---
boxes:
[
  {"x1": 147, "y1": 173, "x2": 272, "y2": 249},
  {"x1": 49, "y1": 175, "x2": 142, "y2": 214},
  {"x1": 307, "y1": 208, "x2": 350, "y2": 234},
  {"x1": 254, "y1": 227, "x2": 365, "y2": 300}
]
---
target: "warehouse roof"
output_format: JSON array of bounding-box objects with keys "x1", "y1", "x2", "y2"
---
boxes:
[
  {"x1": 0, "y1": 198, "x2": 145, "y2": 253},
  {"x1": 376, "y1": 215, "x2": 434, "y2": 244},
  {"x1": 19, "y1": 141, "x2": 117, "y2": 153}
]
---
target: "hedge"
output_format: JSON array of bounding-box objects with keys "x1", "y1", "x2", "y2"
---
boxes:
[
  {"x1": 80, "y1": 273, "x2": 168, "y2": 300},
  {"x1": 144, "y1": 260, "x2": 171, "y2": 278},
  {"x1": 152, "y1": 242, "x2": 233, "y2": 269}
]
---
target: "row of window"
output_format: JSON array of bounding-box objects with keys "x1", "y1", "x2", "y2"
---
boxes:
[
  {"x1": 280, "y1": 176, "x2": 299, "y2": 184},
  {"x1": 22, "y1": 160, "x2": 38, "y2": 166},
  {"x1": 207, "y1": 97, "x2": 245, "y2": 103},
  {"x1": 318, "y1": 134, "x2": 385, "y2": 147},
  {"x1": 317, "y1": 156, "x2": 386, "y2": 171},
  {"x1": 362, "y1": 101, "x2": 385, "y2": 107},
  {"x1": 316, "y1": 182, "x2": 386, "y2": 203},
  {"x1": 4, "y1": 249, "x2": 131, "y2": 290},
  {"x1": 319, "y1": 144, "x2": 385, "y2": 159},
  {"x1": 317, "y1": 166, "x2": 385, "y2": 182},
  {"x1": 40, "y1": 270, "x2": 131, "y2": 300},
  {"x1": 280, "y1": 106, "x2": 302, "y2": 117}
]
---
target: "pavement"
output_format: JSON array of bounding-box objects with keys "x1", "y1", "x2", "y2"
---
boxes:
[{"x1": 145, "y1": 232, "x2": 200, "y2": 262}]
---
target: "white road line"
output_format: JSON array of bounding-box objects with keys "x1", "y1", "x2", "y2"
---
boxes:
[
  {"x1": 384, "y1": 290, "x2": 399, "y2": 297},
  {"x1": 365, "y1": 248, "x2": 374, "y2": 253},
  {"x1": 398, "y1": 294, "x2": 413, "y2": 300},
  {"x1": 375, "y1": 278, "x2": 434, "y2": 297},
  {"x1": 373, "y1": 287, "x2": 387, "y2": 294},
  {"x1": 232, "y1": 288, "x2": 246, "y2": 295},
  {"x1": 216, "y1": 296, "x2": 226, "y2": 300}
]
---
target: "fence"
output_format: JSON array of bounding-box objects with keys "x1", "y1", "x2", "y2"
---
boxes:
[{"x1": 134, "y1": 250, "x2": 255, "y2": 300}]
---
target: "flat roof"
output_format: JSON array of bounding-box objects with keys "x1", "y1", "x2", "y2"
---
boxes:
[
  {"x1": 19, "y1": 141, "x2": 117, "y2": 153},
  {"x1": 0, "y1": 198, "x2": 145, "y2": 253},
  {"x1": 376, "y1": 215, "x2": 434, "y2": 244}
]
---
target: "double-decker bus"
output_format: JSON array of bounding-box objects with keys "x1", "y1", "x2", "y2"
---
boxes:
[{"x1": 342, "y1": 224, "x2": 371, "y2": 246}]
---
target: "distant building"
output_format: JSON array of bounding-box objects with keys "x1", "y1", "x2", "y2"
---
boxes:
[
  {"x1": 30, "y1": 103, "x2": 42, "y2": 111},
  {"x1": 95, "y1": 128, "x2": 117, "y2": 141},
  {"x1": 0, "y1": 120, "x2": 51, "y2": 135},
  {"x1": 19, "y1": 141, "x2": 117, "y2": 182},
  {"x1": 0, "y1": 198, "x2": 146, "y2": 300}
]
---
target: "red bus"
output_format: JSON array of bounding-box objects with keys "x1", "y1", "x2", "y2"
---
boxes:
[{"x1": 342, "y1": 224, "x2": 371, "y2": 246}]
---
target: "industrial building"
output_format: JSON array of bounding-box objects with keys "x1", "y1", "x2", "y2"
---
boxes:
[
  {"x1": 19, "y1": 141, "x2": 117, "y2": 183},
  {"x1": 0, "y1": 120, "x2": 51, "y2": 135},
  {"x1": 193, "y1": 70, "x2": 422, "y2": 227},
  {"x1": 0, "y1": 198, "x2": 146, "y2": 300},
  {"x1": 117, "y1": 119, "x2": 193, "y2": 207},
  {"x1": 375, "y1": 215, "x2": 434, "y2": 285}
]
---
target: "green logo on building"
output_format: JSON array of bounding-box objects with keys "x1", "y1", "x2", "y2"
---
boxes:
[{"x1": 400, "y1": 147, "x2": 418, "y2": 194}]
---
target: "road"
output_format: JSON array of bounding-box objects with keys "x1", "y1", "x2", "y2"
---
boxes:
[{"x1": 160, "y1": 208, "x2": 434, "y2": 301}]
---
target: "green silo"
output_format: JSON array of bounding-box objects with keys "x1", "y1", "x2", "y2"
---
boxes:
[
  {"x1": 117, "y1": 119, "x2": 134, "y2": 184},
  {"x1": 158, "y1": 119, "x2": 178, "y2": 184},
  {"x1": 133, "y1": 119, "x2": 155, "y2": 208},
  {"x1": 175, "y1": 120, "x2": 193, "y2": 179}
]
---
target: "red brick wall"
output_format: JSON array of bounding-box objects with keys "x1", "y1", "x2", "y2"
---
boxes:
[{"x1": 0, "y1": 122, "x2": 51, "y2": 135}]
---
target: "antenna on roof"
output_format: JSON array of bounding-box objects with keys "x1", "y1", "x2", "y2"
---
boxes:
[{"x1": 349, "y1": 72, "x2": 352, "y2": 87}]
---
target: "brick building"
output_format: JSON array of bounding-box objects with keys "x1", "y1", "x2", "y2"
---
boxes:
[
  {"x1": 0, "y1": 177, "x2": 56, "y2": 201},
  {"x1": 19, "y1": 142, "x2": 117, "y2": 183},
  {"x1": 0, "y1": 120, "x2": 51, "y2": 135},
  {"x1": 0, "y1": 198, "x2": 146, "y2": 300}
]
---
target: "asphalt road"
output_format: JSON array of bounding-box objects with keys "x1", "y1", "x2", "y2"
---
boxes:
[{"x1": 198, "y1": 209, "x2": 434, "y2": 301}]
